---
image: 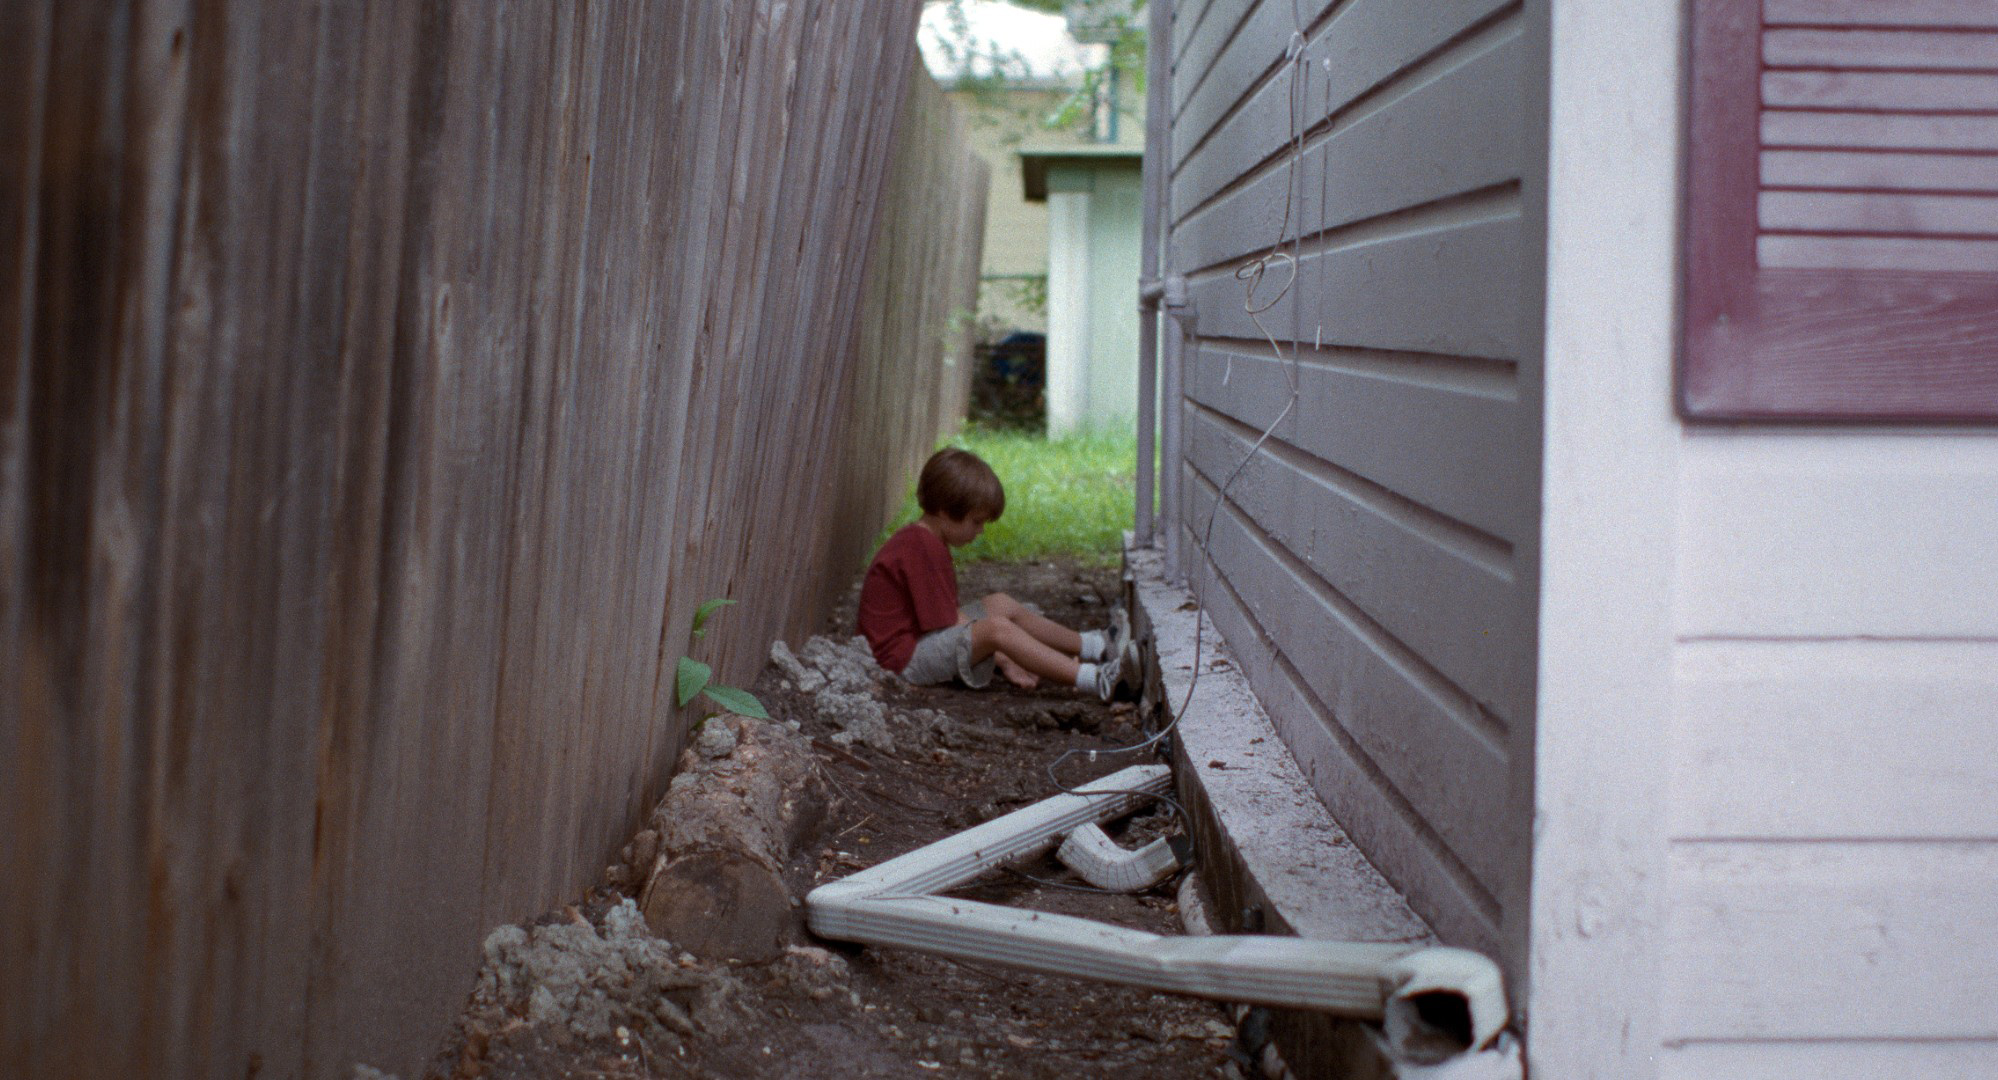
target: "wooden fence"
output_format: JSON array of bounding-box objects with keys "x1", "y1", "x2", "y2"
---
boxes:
[{"x1": 0, "y1": 2, "x2": 985, "y2": 1077}]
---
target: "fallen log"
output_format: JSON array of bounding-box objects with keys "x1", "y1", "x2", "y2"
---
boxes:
[{"x1": 634, "y1": 715, "x2": 830, "y2": 961}]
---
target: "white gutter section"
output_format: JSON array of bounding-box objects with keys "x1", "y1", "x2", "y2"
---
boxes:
[{"x1": 805, "y1": 764, "x2": 1509, "y2": 1061}]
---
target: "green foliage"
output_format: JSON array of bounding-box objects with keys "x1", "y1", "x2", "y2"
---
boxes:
[
  {"x1": 690, "y1": 597, "x2": 734, "y2": 640},
  {"x1": 929, "y1": 1, "x2": 1148, "y2": 138},
  {"x1": 675, "y1": 600, "x2": 767, "y2": 720},
  {"x1": 675, "y1": 657, "x2": 713, "y2": 708},
  {"x1": 930, "y1": 0, "x2": 1039, "y2": 104},
  {"x1": 1045, "y1": 2, "x2": 1149, "y2": 139},
  {"x1": 885, "y1": 425, "x2": 1139, "y2": 567},
  {"x1": 1048, "y1": 43, "x2": 1146, "y2": 137},
  {"x1": 699, "y1": 684, "x2": 770, "y2": 722},
  {"x1": 1004, "y1": 275, "x2": 1048, "y2": 319}
]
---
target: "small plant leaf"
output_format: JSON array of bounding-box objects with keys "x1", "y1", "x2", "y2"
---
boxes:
[
  {"x1": 701, "y1": 684, "x2": 769, "y2": 720},
  {"x1": 690, "y1": 597, "x2": 735, "y2": 640},
  {"x1": 675, "y1": 657, "x2": 712, "y2": 707}
]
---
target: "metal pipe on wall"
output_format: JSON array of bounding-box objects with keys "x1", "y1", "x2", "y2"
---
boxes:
[
  {"x1": 1150, "y1": 0, "x2": 1188, "y2": 583},
  {"x1": 1134, "y1": 0, "x2": 1172, "y2": 547},
  {"x1": 1136, "y1": 303, "x2": 1158, "y2": 546},
  {"x1": 1160, "y1": 279, "x2": 1187, "y2": 583}
]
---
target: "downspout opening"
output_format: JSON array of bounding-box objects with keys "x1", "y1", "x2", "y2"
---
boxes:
[
  {"x1": 1383, "y1": 945, "x2": 1511, "y2": 1062},
  {"x1": 1385, "y1": 990, "x2": 1476, "y2": 1064}
]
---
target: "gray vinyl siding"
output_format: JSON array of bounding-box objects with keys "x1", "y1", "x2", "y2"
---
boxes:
[{"x1": 1164, "y1": 0, "x2": 1540, "y2": 959}]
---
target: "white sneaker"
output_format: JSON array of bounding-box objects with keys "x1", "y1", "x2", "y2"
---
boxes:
[
  {"x1": 1091, "y1": 655, "x2": 1122, "y2": 701},
  {"x1": 1116, "y1": 623, "x2": 1142, "y2": 697},
  {"x1": 1105, "y1": 607, "x2": 1131, "y2": 666}
]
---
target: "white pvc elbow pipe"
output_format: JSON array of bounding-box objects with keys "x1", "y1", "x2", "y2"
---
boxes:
[{"x1": 1056, "y1": 821, "x2": 1181, "y2": 892}]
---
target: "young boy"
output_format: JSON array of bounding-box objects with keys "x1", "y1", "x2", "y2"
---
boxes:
[{"x1": 858, "y1": 448, "x2": 1130, "y2": 699}]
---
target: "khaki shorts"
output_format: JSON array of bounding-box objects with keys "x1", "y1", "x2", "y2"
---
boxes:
[{"x1": 901, "y1": 600, "x2": 994, "y2": 688}]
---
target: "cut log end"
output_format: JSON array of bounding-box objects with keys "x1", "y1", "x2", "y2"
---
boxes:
[{"x1": 641, "y1": 850, "x2": 798, "y2": 962}]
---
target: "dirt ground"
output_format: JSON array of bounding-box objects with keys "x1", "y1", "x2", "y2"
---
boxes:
[{"x1": 420, "y1": 560, "x2": 1243, "y2": 1080}]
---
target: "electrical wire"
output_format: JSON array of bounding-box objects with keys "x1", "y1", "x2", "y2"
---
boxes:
[{"x1": 1001, "y1": 867, "x2": 1132, "y2": 896}]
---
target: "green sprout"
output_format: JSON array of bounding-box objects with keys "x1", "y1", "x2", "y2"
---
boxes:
[{"x1": 675, "y1": 598, "x2": 769, "y2": 720}]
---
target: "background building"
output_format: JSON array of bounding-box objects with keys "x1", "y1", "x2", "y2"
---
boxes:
[
  {"x1": 1022, "y1": 144, "x2": 1144, "y2": 433},
  {"x1": 922, "y1": 0, "x2": 1148, "y2": 431}
]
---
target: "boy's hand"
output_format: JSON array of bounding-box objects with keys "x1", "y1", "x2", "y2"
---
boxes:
[{"x1": 994, "y1": 653, "x2": 1040, "y2": 690}]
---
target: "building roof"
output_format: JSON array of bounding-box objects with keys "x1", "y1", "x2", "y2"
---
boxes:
[{"x1": 1017, "y1": 144, "x2": 1144, "y2": 201}]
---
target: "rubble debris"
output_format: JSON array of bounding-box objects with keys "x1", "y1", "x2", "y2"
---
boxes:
[
  {"x1": 817, "y1": 689, "x2": 897, "y2": 753},
  {"x1": 772, "y1": 633, "x2": 1026, "y2": 756},
  {"x1": 799, "y1": 634, "x2": 886, "y2": 695},
  {"x1": 693, "y1": 717, "x2": 739, "y2": 759},
  {"x1": 764, "y1": 944, "x2": 854, "y2": 1002},
  {"x1": 768, "y1": 638, "x2": 827, "y2": 694},
  {"x1": 458, "y1": 899, "x2": 744, "y2": 1060}
]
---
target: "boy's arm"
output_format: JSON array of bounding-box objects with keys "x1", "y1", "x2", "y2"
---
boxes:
[{"x1": 909, "y1": 545, "x2": 961, "y2": 632}]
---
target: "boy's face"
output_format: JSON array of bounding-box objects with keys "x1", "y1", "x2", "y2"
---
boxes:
[{"x1": 937, "y1": 509, "x2": 993, "y2": 548}]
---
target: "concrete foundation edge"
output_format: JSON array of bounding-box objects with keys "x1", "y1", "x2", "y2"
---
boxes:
[{"x1": 1125, "y1": 540, "x2": 1428, "y2": 1080}]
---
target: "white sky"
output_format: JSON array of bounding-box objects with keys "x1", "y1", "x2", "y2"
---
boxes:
[{"x1": 917, "y1": 1, "x2": 1101, "y2": 84}]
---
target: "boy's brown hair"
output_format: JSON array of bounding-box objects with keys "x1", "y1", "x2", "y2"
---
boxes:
[{"x1": 916, "y1": 448, "x2": 1005, "y2": 521}]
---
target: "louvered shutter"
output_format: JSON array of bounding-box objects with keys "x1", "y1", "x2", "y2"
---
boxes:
[{"x1": 1682, "y1": 0, "x2": 1998, "y2": 420}]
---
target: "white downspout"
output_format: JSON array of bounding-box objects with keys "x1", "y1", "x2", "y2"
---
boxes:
[
  {"x1": 1154, "y1": 0, "x2": 1188, "y2": 582},
  {"x1": 1157, "y1": 0, "x2": 1190, "y2": 584},
  {"x1": 1160, "y1": 272, "x2": 1188, "y2": 583},
  {"x1": 1134, "y1": 0, "x2": 1171, "y2": 546},
  {"x1": 805, "y1": 765, "x2": 1510, "y2": 1063}
]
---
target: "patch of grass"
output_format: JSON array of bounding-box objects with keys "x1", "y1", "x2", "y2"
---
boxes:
[{"x1": 885, "y1": 425, "x2": 1137, "y2": 566}]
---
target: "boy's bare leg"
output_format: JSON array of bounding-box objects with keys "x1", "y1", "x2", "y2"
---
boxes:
[
  {"x1": 969, "y1": 615, "x2": 1080, "y2": 686},
  {"x1": 993, "y1": 652, "x2": 1040, "y2": 689},
  {"x1": 977, "y1": 592, "x2": 1083, "y2": 655}
]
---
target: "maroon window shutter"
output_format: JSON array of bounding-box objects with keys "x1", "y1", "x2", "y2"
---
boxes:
[{"x1": 1683, "y1": 0, "x2": 1998, "y2": 421}]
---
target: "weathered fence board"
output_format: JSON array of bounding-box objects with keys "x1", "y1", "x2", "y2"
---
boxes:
[{"x1": 0, "y1": 1, "x2": 986, "y2": 1076}]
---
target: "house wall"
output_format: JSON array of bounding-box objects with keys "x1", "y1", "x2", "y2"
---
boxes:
[
  {"x1": 1537, "y1": 3, "x2": 1998, "y2": 1076},
  {"x1": 1662, "y1": 435, "x2": 1998, "y2": 1078},
  {"x1": 1530, "y1": 1, "x2": 1675, "y2": 1072},
  {"x1": 1166, "y1": 1, "x2": 1998, "y2": 1074},
  {"x1": 1162, "y1": 0, "x2": 1543, "y2": 972},
  {"x1": 0, "y1": 3, "x2": 983, "y2": 1077}
]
